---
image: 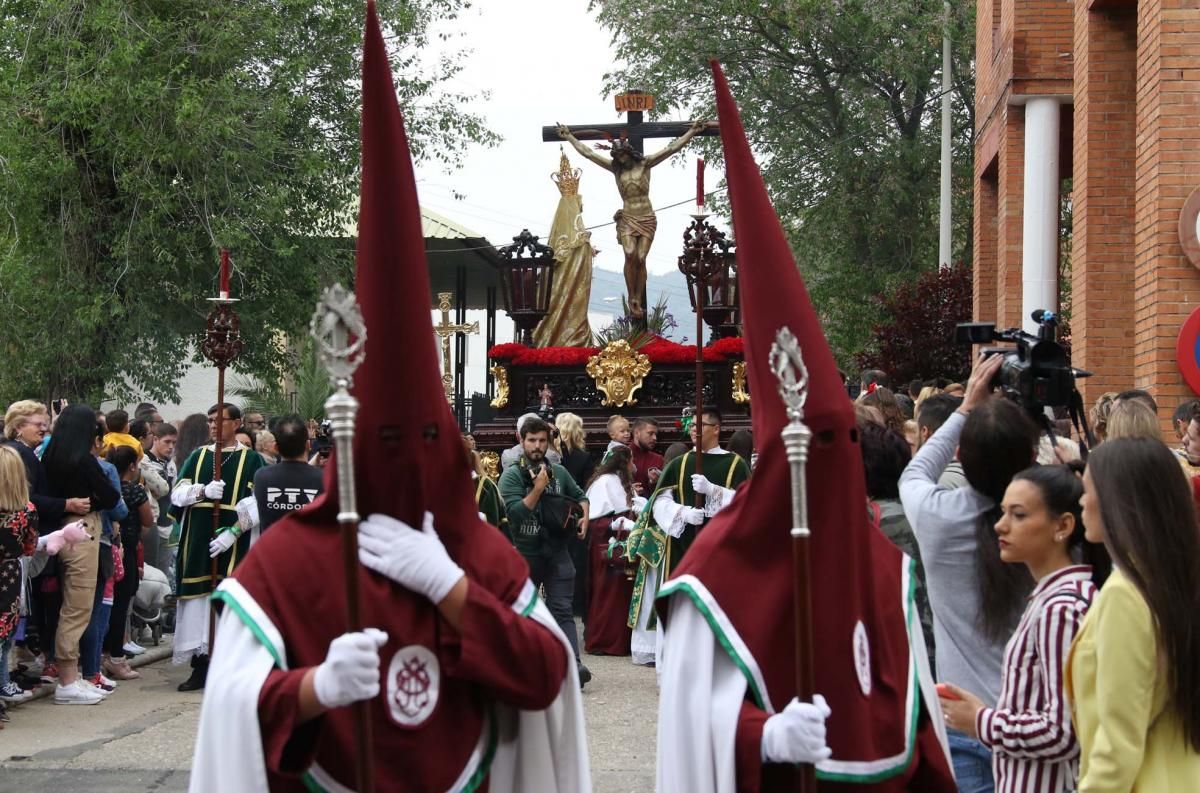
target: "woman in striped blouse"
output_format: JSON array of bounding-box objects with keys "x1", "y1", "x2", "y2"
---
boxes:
[{"x1": 940, "y1": 464, "x2": 1109, "y2": 792}]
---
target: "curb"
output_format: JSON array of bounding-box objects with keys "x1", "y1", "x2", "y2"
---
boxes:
[{"x1": 9, "y1": 639, "x2": 174, "y2": 707}]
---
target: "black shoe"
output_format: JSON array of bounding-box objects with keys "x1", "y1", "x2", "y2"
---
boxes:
[
  {"x1": 177, "y1": 666, "x2": 207, "y2": 692},
  {"x1": 577, "y1": 663, "x2": 592, "y2": 688}
]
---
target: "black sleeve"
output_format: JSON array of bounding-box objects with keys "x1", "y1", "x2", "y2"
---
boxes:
[
  {"x1": 10, "y1": 443, "x2": 65, "y2": 531},
  {"x1": 86, "y1": 458, "x2": 121, "y2": 511}
]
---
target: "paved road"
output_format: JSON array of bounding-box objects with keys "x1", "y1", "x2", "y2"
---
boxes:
[{"x1": 0, "y1": 627, "x2": 658, "y2": 792}]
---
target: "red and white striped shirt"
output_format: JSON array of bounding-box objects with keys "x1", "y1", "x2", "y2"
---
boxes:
[{"x1": 975, "y1": 565, "x2": 1096, "y2": 793}]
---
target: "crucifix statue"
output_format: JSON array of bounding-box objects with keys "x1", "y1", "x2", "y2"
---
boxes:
[
  {"x1": 433, "y1": 291, "x2": 478, "y2": 402},
  {"x1": 545, "y1": 91, "x2": 719, "y2": 321}
]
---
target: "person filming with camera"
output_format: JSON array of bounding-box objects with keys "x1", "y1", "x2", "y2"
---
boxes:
[
  {"x1": 498, "y1": 417, "x2": 592, "y2": 687},
  {"x1": 900, "y1": 352, "x2": 1041, "y2": 792}
]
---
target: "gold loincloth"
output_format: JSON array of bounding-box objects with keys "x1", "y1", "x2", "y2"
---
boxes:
[{"x1": 614, "y1": 209, "x2": 658, "y2": 242}]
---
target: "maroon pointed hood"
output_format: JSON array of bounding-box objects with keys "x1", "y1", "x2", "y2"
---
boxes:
[
  {"x1": 662, "y1": 62, "x2": 953, "y2": 788},
  {"x1": 300, "y1": 1, "x2": 526, "y2": 598}
]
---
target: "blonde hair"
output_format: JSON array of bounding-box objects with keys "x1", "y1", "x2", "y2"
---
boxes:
[
  {"x1": 1106, "y1": 399, "x2": 1162, "y2": 441},
  {"x1": 5, "y1": 400, "x2": 47, "y2": 441},
  {"x1": 1089, "y1": 391, "x2": 1119, "y2": 442},
  {"x1": 0, "y1": 445, "x2": 29, "y2": 512},
  {"x1": 914, "y1": 386, "x2": 943, "y2": 418},
  {"x1": 606, "y1": 414, "x2": 628, "y2": 434},
  {"x1": 556, "y1": 412, "x2": 586, "y2": 453}
]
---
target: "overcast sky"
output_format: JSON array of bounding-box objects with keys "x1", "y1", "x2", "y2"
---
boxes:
[{"x1": 412, "y1": 0, "x2": 728, "y2": 398}]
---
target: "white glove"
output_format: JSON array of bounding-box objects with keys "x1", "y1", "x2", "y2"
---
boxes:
[
  {"x1": 761, "y1": 695, "x2": 832, "y2": 764},
  {"x1": 691, "y1": 474, "x2": 715, "y2": 495},
  {"x1": 312, "y1": 629, "x2": 389, "y2": 709},
  {"x1": 631, "y1": 495, "x2": 648, "y2": 511},
  {"x1": 682, "y1": 506, "x2": 706, "y2": 525},
  {"x1": 203, "y1": 479, "x2": 225, "y2": 501},
  {"x1": 611, "y1": 516, "x2": 634, "y2": 532},
  {"x1": 358, "y1": 512, "x2": 465, "y2": 604},
  {"x1": 208, "y1": 529, "x2": 238, "y2": 558}
]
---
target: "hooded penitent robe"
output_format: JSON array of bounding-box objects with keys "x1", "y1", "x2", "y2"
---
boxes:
[
  {"x1": 653, "y1": 62, "x2": 956, "y2": 793},
  {"x1": 188, "y1": 4, "x2": 589, "y2": 791}
]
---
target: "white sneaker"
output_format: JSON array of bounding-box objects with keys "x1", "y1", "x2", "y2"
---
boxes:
[
  {"x1": 54, "y1": 681, "x2": 104, "y2": 705},
  {"x1": 80, "y1": 678, "x2": 112, "y2": 698},
  {"x1": 123, "y1": 642, "x2": 146, "y2": 656}
]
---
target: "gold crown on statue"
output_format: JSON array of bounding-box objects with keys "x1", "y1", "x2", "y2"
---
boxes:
[{"x1": 551, "y1": 148, "x2": 582, "y2": 196}]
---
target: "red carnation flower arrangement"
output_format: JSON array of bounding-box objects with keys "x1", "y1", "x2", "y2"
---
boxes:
[{"x1": 488, "y1": 337, "x2": 743, "y2": 367}]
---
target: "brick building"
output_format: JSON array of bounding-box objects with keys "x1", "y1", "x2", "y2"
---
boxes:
[{"x1": 973, "y1": 0, "x2": 1200, "y2": 425}]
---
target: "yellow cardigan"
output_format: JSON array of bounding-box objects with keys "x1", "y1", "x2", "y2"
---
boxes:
[{"x1": 1065, "y1": 568, "x2": 1200, "y2": 791}]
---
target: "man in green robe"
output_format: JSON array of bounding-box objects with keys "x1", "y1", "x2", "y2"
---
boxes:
[
  {"x1": 627, "y1": 407, "x2": 749, "y2": 664},
  {"x1": 168, "y1": 402, "x2": 265, "y2": 690}
]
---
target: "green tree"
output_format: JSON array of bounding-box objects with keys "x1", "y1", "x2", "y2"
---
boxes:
[
  {"x1": 0, "y1": 0, "x2": 495, "y2": 406},
  {"x1": 589, "y1": 0, "x2": 976, "y2": 364}
]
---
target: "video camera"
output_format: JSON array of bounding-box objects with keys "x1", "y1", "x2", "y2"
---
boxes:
[
  {"x1": 311, "y1": 419, "x2": 334, "y2": 458},
  {"x1": 955, "y1": 309, "x2": 1090, "y2": 412}
]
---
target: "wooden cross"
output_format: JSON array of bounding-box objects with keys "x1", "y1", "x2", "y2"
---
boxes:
[
  {"x1": 433, "y1": 292, "x2": 478, "y2": 402},
  {"x1": 541, "y1": 90, "x2": 720, "y2": 155}
]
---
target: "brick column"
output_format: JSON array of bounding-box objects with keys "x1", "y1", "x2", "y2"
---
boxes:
[
  {"x1": 1133, "y1": 0, "x2": 1200, "y2": 426},
  {"x1": 974, "y1": 165, "x2": 1000, "y2": 322},
  {"x1": 997, "y1": 106, "x2": 1026, "y2": 329},
  {"x1": 1071, "y1": 2, "x2": 1137, "y2": 410}
]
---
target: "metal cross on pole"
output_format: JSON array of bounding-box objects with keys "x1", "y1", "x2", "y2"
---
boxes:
[{"x1": 432, "y1": 291, "x2": 478, "y2": 403}]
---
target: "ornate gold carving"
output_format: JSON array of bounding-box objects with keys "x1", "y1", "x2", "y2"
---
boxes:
[
  {"x1": 489, "y1": 364, "x2": 510, "y2": 409},
  {"x1": 732, "y1": 360, "x2": 750, "y2": 404},
  {"x1": 479, "y1": 450, "x2": 500, "y2": 482},
  {"x1": 551, "y1": 148, "x2": 582, "y2": 197},
  {"x1": 586, "y1": 340, "x2": 652, "y2": 407}
]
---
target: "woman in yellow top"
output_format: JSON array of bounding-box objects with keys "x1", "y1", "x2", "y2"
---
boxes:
[{"x1": 1070, "y1": 437, "x2": 1200, "y2": 791}]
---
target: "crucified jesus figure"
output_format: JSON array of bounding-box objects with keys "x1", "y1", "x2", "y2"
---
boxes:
[{"x1": 557, "y1": 119, "x2": 707, "y2": 320}]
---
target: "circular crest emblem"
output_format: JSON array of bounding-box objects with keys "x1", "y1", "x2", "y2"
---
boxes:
[
  {"x1": 386, "y1": 645, "x2": 440, "y2": 728},
  {"x1": 1176, "y1": 307, "x2": 1200, "y2": 397},
  {"x1": 853, "y1": 621, "x2": 872, "y2": 696}
]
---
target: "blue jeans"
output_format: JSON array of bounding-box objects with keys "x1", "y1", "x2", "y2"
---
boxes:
[
  {"x1": 79, "y1": 576, "x2": 110, "y2": 678},
  {"x1": 0, "y1": 638, "x2": 11, "y2": 687},
  {"x1": 947, "y1": 728, "x2": 994, "y2": 793}
]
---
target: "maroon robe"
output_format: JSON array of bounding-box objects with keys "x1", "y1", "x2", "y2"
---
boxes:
[
  {"x1": 630, "y1": 443, "x2": 664, "y2": 496},
  {"x1": 583, "y1": 514, "x2": 634, "y2": 655},
  {"x1": 237, "y1": 506, "x2": 566, "y2": 792}
]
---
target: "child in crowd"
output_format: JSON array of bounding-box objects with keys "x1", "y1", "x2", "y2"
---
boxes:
[{"x1": 602, "y1": 414, "x2": 630, "y2": 463}]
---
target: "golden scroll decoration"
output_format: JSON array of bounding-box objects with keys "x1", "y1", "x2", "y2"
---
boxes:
[
  {"x1": 586, "y1": 340, "x2": 652, "y2": 407},
  {"x1": 489, "y1": 364, "x2": 510, "y2": 409},
  {"x1": 732, "y1": 360, "x2": 750, "y2": 404},
  {"x1": 479, "y1": 451, "x2": 500, "y2": 481}
]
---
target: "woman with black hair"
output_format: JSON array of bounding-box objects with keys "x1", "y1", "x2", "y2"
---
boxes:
[
  {"x1": 41, "y1": 404, "x2": 120, "y2": 703},
  {"x1": 1070, "y1": 437, "x2": 1200, "y2": 788},
  {"x1": 900, "y1": 353, "x2": 1039, "y2": 793},
  {"x1": 940, "y1": 464, "x2": 1109, "y2": 792},
  {"x1": 582, "y1": 445, "x2": 644, "y2": 656}
]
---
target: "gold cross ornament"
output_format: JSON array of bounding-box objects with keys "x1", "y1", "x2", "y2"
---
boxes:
[{"x1": 432, "y1": 292, "x2": 479, "y2": 402}]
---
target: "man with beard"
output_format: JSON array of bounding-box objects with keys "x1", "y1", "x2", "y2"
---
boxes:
[
  {"x1": 498, "y1": 417, "x2": 592, "y2": 686},
  {"x1": 629, "y1": 417, "x2": 663, "y2": 496}
]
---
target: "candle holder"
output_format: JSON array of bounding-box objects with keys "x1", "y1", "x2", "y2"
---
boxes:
[{"x1": 498, "y1": 230, "x2": 556, "y2": 346}]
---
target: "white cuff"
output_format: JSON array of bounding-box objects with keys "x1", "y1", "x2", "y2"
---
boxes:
[
  {"x1": 235, "y1": 495, "x2": 259, "y2": 532},
  {"x1": 170, "y1": 482, "x2": 204, "y2": 508},
  {"x1": 704, "y1": 485, "x2": 737, "y2": 517}
]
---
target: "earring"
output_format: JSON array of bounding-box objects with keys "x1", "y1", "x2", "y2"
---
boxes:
[{"x1": 1055, "y1": 534, "x2": 1065, "y2": 542}]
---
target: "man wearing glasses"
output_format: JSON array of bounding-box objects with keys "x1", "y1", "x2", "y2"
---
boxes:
[
  {"x1": 627, "y1": 407, "x2": 749, "y2": 665},
  {"x1": 169, "y1": 401, "x2": 265, "y2": 691}
]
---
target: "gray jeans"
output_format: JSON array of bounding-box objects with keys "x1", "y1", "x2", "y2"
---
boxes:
[{"x1": 523, "y1": 548, "x2": 579, "y2": 662}]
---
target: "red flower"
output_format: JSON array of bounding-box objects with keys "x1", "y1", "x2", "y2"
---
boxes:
[
  {"x1": 488, "y1": 338, "x2": 743, "y2": 366},
  {"x1": 709, "y1": 336, "x2": 745, "y2": 359}
]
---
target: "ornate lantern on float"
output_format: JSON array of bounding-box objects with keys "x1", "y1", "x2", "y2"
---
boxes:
[
  {"x1": 498, "y1": 229, "x2": 556, "y2": 346},
  {"x1": 679, "y1": 217, "x2": 741, "y2": 341}
]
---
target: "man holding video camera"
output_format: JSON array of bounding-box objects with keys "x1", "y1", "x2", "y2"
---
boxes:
[{"x1": 498, "y1": 416, "x2": 592, "y2": 686}]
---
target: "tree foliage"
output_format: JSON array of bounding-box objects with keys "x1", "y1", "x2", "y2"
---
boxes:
[
  {"x1": 589, "y1": 0, "x2": 976, "y2": 363},
  {"x1": 854, "y1": 264, "x2": 973, "y2": 385},
  {"x1": 0, "y1": 0, "x2": 495, "y2": 406}
]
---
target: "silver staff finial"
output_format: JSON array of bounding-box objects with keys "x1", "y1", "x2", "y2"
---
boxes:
[
  {"x1": 770, "y1": 326, "x2": 813, "y2": 540},
  {"x1": 310, "y1": 283, "x2": 367, "y2": 389},
  {"x1": 310, "y1": 283, "x2": 366, "y2": 526}
]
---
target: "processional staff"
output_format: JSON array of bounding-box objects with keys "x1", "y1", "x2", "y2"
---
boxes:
[
  {"x1": 677, "y1": 160, "x2": 723, "y2": 507},
  {"x1": 769, "y1": 327, "x2": 817, "y2": 793},
  {"x1": 309, "y1": 283, "x2": 374, "y2": 793},
  {"x1": 200, "y1": 248, "x2": 243, "y2": 650}
]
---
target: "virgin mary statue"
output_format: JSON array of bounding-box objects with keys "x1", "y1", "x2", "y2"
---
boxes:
[{"x1": 533, "y1": 151, "x2": 594, "y2": 348}]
